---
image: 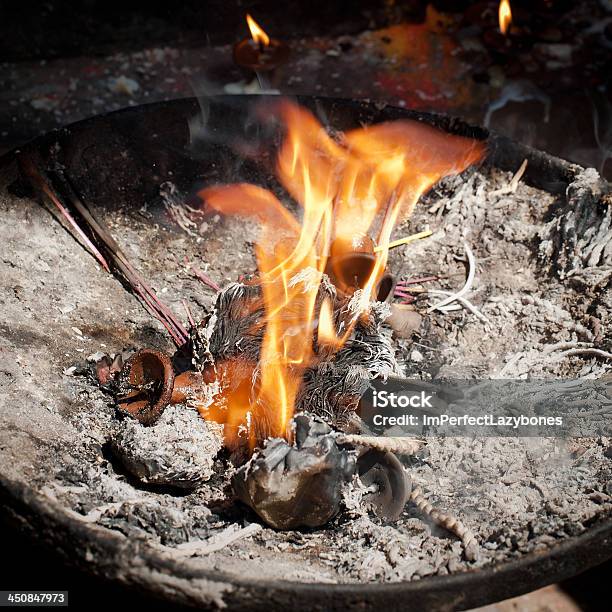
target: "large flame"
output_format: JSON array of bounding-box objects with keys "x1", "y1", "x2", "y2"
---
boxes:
[
  {"x1": 498, "y1": 0, "x2": 512, "y2": 35},
  {"x1": 199, "y1": 100, "x2": 485, "y2": 448}
]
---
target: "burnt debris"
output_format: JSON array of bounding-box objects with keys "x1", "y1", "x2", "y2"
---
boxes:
[{"x1": 232, "y1": 414, "x2": 356, "y2": 529}]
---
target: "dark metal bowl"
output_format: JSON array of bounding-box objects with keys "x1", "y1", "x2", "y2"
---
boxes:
[{"x1": 1, "y1": 95, "x2": 610, "y2": 610}]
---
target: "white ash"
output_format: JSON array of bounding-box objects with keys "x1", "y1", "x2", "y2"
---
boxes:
[
  {"x1": 2, "y1": 161, "x2": 611, "y2": 587},
  {"x1": 61, "y1": 165, "x2": 612, "y2": 581},
  {"x1": 111, "y1": 405, "x2": 223, "y2": 489},
  {"x1": 538, "y1": 167, "x2": 611, "y2": 284},
  {"x1": 48, "y1": 461, "x2": 217, "y2": 547},
  {"x1": 393, "y1": 168, "x2": 611, "y2": 380},
  {"x1": 51, "y1": 166, "x2": 612, "y2": 580},
  {"x1": 287, "y1": 266, "x2": 324, "y2": 293},
  {"x1": 96, "y1": 499, "x2": 213, "y2": 546}
]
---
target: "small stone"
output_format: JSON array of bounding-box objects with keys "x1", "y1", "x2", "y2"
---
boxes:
[
  {"x1": 410, "y1": 350, "x2": 424, "y2": 363},
  {"x1": 387, "y1": 304, "x2": 422, "y2": 339},
  {"x1": 31, "y1": 96, "x2": 59, "y2": 111},
  {"x1": 108, "y1": 76, "x2": 140, "y2": 96}
]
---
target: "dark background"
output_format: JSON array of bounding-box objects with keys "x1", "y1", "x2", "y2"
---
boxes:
[
  {"x1": 1, "y1": 0, "x2": 611, "y2": 176},
  {"x1": 1, "y1": 0, "x2": 425, "y2": 60}
]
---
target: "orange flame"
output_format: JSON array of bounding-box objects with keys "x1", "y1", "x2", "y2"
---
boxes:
[
  {"x1": 318, "y1": 298, "x2": 342, "y2": 350},
  {"x1": 499, "y1": 0, "x2": 512, "y2": 35},
  {"x1": 246, "y1": 14, "x2": 270, "y2": 48},
  {"x1": 199, "y1": 100, "x2": 485, "y2": 448}
]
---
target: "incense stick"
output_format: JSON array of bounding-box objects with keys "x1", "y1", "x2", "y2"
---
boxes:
[
  {"x1": 19, "y1": 154, "x2": 189, "y2": 346},
  {"x1": 374, "y1": 229, "x2": 433, "y2": 253}
]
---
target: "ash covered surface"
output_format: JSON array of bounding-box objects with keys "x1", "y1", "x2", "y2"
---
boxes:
[
  {"x1": 111, "y1": 405, "x2": 224, "y2": 489},
  {"x1": 0, "y1": 156, "x2": 611, "y2": 592}
]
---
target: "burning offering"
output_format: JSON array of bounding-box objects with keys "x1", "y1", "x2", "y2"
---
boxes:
[
  {"x1": 114, "y1": 99, "x2": 487, "y2": 542},
  {"x1": 1, "y1": 95, "x2": 610, "y2": 609}
]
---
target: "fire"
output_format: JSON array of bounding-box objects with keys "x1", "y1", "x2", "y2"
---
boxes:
[
  {"x1": 318, "y1": 298, "x2": 342, "y2": 349},
  {"x1": 199, "y1": 100, "x2": 485, "y2": 448},
  {"x1": 498, "y1": 0, "x2": 512, "y2": 35},
  {"x1": 246, "y1": 14, "x2": 270, "y2": 48}
]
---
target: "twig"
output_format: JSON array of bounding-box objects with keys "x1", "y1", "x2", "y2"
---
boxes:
[
  {"x1": 20, "y1": 156, "x2": 188, "y2": 346},
  {"x1": 543, "y1": 341, "x2": 593, "y2": 354},
  {"x1": 409, "y1": 487, "x2": 478, "y2": 561},
  {"x1": 428, "y1": 289, "x2": 489, "y2": 323},
  {"x1": 396, "y1": 275, "x2": 441, "y2": 286},
  {"x1": 337, "y1": 435, "x2": 422, "y2": 455},
  {"x1": 59, "y1": 172, "x2": 189, "y2": 344},
  {"x1": 80, "y1": 501, "x2": 138, "y2": 523},
  {"x1": 412, "y1": 341, "x2": 441, "y2": 352},
  {"x1": 182, "y1": 299, "x2": 195, "y2": 328},
  {"x1": 399, "y1": 287, "x2": 427, "y2": 294},
  {"x1": 491, "y1": 159, "x2": 528, "y2": 196},
  {"x1": 427, "y1": 242, "x2": 484, "y2": 319},
  {"x1": 57, "y1": 174, "x2": 189, "y2": 345},
  {"x1": 508, "y1": 159, "x2": 528, "y2": 193},
  {"x1": 437, "y1": 306, "x2": 463, "y2": 313},
  {"x1": 186, "y1": 258, "x2": 221, "y2": 292},
  {"x1": 374, "y1": 229, "x2": 433, "y2": 253},
  {"x1": 556, "y1": 348, "x2": 612, "y2": 361},
  {"x1": 394, "y1": 289, "x2": 419, "y2": 298},
  {"x1": 541, "y1": 341, "x2": 612, "y2": 361},
  {"x1": 173, "y1": 523, "x2": 262, "y2": 557},
  {"x1": 19, "y1": 156, "x2": 110, "y2": 272},
  {"x1": 395, "y1": 275, "x2": 439, "y2": 303},
  {"x1": 138, "y1": 288, "x2": 184, "y2": 345}
]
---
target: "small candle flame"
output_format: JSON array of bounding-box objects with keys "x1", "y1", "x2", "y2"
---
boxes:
[
  {"x1": 498, "y1": 0, "x2": 512, "y2": 35},
  {"x1": 246, "y1": 14, "x2": 270, "y2": 48}
]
